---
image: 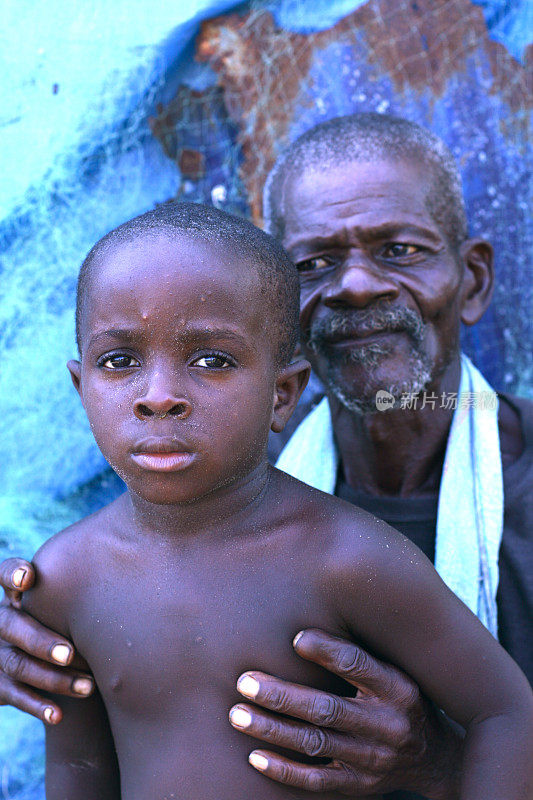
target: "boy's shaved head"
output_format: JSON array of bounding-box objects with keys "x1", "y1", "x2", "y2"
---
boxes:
[
  {"x1": 264, "y1": 112, "x2": 468, "y2": 249},
  {"x1": 76, "y1": 202, "x2": 300, "y2": 365}
]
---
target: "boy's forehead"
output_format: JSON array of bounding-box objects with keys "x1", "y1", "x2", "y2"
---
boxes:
[
  {"x1": 93, "y1": 231, "x2": 258, "y2": 282},
  {"x1": 83, "y1": 231, "x2": 268, "y2": 331},
  {"x1": 86, "y1": 232, "x2": 267, "y2": 301}
]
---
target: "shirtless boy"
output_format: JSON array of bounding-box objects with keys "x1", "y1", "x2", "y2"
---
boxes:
[{"x1": 24, "y1": 202, "x2": 532, "y2": 799}]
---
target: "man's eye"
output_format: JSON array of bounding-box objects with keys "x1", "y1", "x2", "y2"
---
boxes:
[
  {"x1": 295, "y1": 256, "x2": 332, "y2": 272},
  {"x1": 193, "y1": 355, "x2": 232, "y2": 369},
  {"x1": 381, "y1": 243, "x2": 420, "y2": 259},
  {"x1": 99, "y1": 354, "x2": 140, "y2": 369}
]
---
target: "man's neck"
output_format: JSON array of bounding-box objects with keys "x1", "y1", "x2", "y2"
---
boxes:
[{"x1": 330, "y1": 358, "x2": 462, "y2": 498}]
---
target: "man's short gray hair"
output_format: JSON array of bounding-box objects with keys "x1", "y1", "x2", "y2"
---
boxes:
[{"x1": 263, "y1": 113, "x2": 468, "y2": 249}]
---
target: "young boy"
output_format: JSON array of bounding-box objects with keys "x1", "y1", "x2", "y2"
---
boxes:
[{"x1": 24, "y1": 202, "x2": 532, "y2": 800}]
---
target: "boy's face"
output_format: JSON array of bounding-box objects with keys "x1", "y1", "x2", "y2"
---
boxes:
[{"x1": 71, "y1": 233, "x2": 299, "y2": 505}]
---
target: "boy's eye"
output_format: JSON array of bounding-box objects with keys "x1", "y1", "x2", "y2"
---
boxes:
[
  {"x1": 193, "y1": 354, "x2": 233, "y2": 369},
  {"x1": 99, "y1": 354, "x2": 140, "y2": 369}
]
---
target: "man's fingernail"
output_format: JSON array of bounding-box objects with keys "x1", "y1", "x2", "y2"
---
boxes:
[
  {"x1": 229, "y1": 706, "x2": 252, "y2": 729},
  {"x1": 43, "y1": 707, "x2": 55, "y2": 724},
  {"x1": 237, "y1": 674, "x2": 260, "y2": 699},
  {"x1": 51, "y1": 644, "x2": 72, "y2": 665},
  {"x1": 293, "y1": 630, "x2": 305, "y2": 648},
  {"x1": 72, "y1": 677, "x2": 93, "y2": 695},
  {"x1": 12, "y1": 568, "x2": 27, "y2": 588},
  {"x1": 249, "y1": 752, "x2": 269, "y2": 771}
]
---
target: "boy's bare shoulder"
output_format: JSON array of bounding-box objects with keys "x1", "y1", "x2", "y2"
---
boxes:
[
  {"x1": 34, "y1": 497, "x2": 123, "y2": 571},
  {"x1": 272, "y1": 466, "x2": 430, "y2": 579},
  {"x1": 23, "y1": 498, "x2": 125, "y2": 636},
  {"x1": 273, "y1": 465, "x2": 397, "y2": 535},
  {"x1": 273, "y1": 468, "x2": 446, "y2": 653}
]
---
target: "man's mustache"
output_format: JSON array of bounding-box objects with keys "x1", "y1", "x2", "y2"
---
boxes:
[{"x1": 305, "y1": 304, "x2": 425, "y2": 352}]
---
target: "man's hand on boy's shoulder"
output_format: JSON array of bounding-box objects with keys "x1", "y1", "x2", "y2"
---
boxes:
[
  {"x1": 231, "y1": 629, "x2": 463, "y2": 800},
  {"x1": 0, "y1": 557, "x2": 94, "y2": 724}
]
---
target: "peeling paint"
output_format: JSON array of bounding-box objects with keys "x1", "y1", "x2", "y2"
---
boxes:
[{"x1": 192, "y1": 0, "x2": 531, "y2": 222}]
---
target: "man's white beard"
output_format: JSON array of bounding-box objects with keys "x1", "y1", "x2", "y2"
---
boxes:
[
  {"x1": 326, "y1": 342, "x2": 434, "y2": 415},
  {"x1": 305, "y1": 303, "x2": 434, "y2": 415}
]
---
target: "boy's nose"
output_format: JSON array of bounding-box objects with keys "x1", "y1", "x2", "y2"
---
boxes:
[
  {"x1": 134, "y1": 396, "x2": 192, "y2": 420},
  {"x1": 133, "y1": 376, "x2": 192, "y2": 421},
  {"x1": 134, "y1": 398, "x2": 192, "y2": 420}
]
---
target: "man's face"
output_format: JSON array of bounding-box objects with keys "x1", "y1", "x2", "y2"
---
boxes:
[
  {"x1": 280, "y1": 158, "x2": 466, "y2": 413},
  {"x1": 75, "y1": 234, "x2": 279, "y2": 505}
]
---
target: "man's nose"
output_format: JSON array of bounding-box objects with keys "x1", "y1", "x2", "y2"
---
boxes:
[
  {"x1": 133, "y1": 370, "x2": 192, "y2": 421},
  {"x1": 322, "y1": 251, "x2": 400, "y2": 309}
]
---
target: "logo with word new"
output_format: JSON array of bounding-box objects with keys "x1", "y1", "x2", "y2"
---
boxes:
[{"x1": 375, "y1": 390, "x2": 395, "y2": 412}]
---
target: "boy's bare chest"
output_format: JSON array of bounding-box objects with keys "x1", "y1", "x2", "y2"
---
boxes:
[
  {"x1": 67, "y1": 531, "x2": 368, "y2": 800},
  {"x1": 71, "y1": 546, "x2": 345, "y2": 716}
]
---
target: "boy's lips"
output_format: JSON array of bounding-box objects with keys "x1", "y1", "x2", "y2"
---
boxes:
[{"x1": 131, "y1": 438, "x2": 196, "y2": 472}]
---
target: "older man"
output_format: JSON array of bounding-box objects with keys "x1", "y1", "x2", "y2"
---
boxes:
[{"x1": 1, "y1": 114, "x2": 531, "y2": 800}]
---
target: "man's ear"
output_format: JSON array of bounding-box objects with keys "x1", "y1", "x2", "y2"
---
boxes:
[
  {"x1": 459, "y1": 238, "x2": 494, "y2": 326},
  {"x1": 67, "y1": 360, "x2": 83, "y2": 402},
  {"x1": 271, "y1": 359, "x2": 311, "y2": 433}
]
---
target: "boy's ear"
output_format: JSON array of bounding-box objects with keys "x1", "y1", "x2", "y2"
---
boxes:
[
  {"x1": 67, "y1": 360, "x2": 83, "y2": 401},
  {"x1": 458, "y1": 238, "x2": 494, "y2": 326},
  {"x1": 271, "y1": 359, "x2": 311, "y2": 433}
]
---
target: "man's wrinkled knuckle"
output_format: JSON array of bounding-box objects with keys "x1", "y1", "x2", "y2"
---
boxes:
[
  {"x1": 305, "y1": 768, "x2": 330, "y2": 792},
  {"x1": 299, "y1": 726, "x2": 331, "y2": 757},
  {"x1": 277, "y1": 762, "x2": 298, "y2": 786},
  {"x1": 310, "y1": 694, "x2": 345, "y2": 728},
  {"x1": 265, "y1": 687, "x2": 292, "y2": 714},
  {"x1": 2, "y1": 648, "x2": 25, "y2": 680},
  {"x1": 261, "y1": 718, "x2": 281, "y2": 743},
  {"x1": 336, "y1": 645, "x2": 369, "y2": 679}
]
